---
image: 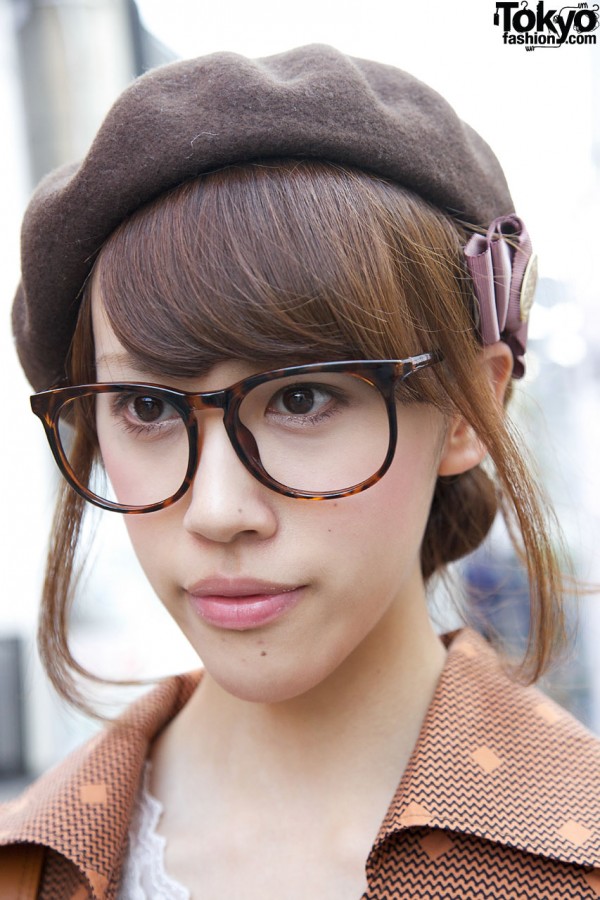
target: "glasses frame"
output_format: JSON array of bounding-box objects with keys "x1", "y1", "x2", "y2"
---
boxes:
[{"x1": 30, "y1": 354, "x2": 440, "y2": 514}]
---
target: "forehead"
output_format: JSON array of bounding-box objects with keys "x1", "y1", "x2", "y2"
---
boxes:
[{"x1": 91, "y1": 288, "x2": 124, "y2": 362}]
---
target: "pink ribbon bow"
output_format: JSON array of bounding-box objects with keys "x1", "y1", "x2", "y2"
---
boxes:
[{"x1": 464, "y1": 215, "x2": 537, "y2": 379}]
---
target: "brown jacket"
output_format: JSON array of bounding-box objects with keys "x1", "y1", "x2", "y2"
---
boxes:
[{"x1": 1, "y1": 628, "x2": 599, "y2": 899}]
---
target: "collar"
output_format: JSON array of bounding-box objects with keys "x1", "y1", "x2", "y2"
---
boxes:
[
  {"x1": 0, "y1": 672, "x2": 200, "y2": 897},
  {"x1": 373, "y1": 629, "x2": 600, "y2": 868},
  {"x1": 0, "y1": 629, "x2": 598, "y2": 898}
]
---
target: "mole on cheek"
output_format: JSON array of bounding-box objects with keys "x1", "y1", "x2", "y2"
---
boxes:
[{"x1": 260, "y1": 651, "x2": 267, "y2": 657}]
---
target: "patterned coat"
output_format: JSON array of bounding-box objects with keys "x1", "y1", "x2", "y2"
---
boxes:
[{"x1": 1, "y1": 629, "x2": 599, "y2": 899}]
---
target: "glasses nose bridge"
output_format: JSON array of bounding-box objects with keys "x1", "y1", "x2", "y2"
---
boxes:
[
  {"x1": 187, "y1": 388, "x2": 231, "y2": 414},
  {"x1": 185, "y1": 386, "x2": 254, "y2": 483}
]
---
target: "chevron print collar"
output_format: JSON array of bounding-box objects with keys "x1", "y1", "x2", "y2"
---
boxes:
[
  {"x1": 375, "y1": 628, "x2": 600, "y2": 868},
  {"x1": 0, "y1": 672, "x2": 201, "y2": 897}
]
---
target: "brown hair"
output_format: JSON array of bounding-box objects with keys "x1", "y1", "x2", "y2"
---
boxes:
[{"x1": 40, "y1": 160, "x2": 566, "y2": 713}]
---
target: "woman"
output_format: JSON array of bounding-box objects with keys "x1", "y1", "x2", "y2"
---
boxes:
[{"x1": 1, "y1": 45, "x2": 599, "y2": 899}]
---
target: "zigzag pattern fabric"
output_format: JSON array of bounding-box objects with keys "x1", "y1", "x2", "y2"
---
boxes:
[
  {"x1": 364, "y1": 632, "x2": 600, "y2": 897},
  {"x1": 0, "y1": 629, "x2": 598, "y2": 898}
]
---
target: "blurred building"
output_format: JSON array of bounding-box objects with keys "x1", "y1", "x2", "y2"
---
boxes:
[
  {"x1": 0, "y1": 0, "x2": 175, "y2": 790},
  {"x1": 14, "y1": 0, "x2": 173, "y2": 184}
]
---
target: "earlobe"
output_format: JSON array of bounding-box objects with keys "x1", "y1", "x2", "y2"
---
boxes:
[{"x1": 437, "y1": 342, "x2": 513, "y2": 477}]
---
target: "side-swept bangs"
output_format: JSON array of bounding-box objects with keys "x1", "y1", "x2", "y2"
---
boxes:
[{"x1": 82, "y1": 160, "x2": 476, "y2": 409}]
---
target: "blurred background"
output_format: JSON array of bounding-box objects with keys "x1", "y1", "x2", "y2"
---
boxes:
[{"x1": 1, "y1": 0, "x2": 599, "y2": 795}]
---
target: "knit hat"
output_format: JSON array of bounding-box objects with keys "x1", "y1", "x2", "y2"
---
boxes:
[{"x1": 12, "y1": 44, "x2": 514, "y2": 390}]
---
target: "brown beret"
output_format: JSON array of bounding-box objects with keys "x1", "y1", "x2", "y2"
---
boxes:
[{"x1": 12, "y1": 43, "x2": 514, "y2": 390}]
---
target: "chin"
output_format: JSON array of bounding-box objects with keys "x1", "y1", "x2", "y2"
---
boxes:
[{"x1": 205, "y1": 653, "x2": 342, "y2": 705}]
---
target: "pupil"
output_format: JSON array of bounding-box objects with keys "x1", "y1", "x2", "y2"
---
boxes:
[
  {"x1": 283, "y1": 387, "x2": 314, "y2": 415},
  {"x1": 133, "y1": 396, "x2": 163, "y2": 422}
]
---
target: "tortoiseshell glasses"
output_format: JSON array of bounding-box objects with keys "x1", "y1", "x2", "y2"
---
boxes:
[{"x1": 30, "y1": 354, "x2": 440, "y2": 514}]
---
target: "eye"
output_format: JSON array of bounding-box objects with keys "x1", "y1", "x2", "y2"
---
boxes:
[
  {"x1": 107, "y1": 391, "x2": 182, "y2": 435},
  {"x1": 131, "y1": 395, "x2": 168, "y2": 423},
  {"x1": 277, "y1": 386, "x2": 326, "y2": 415},
  {"x1": 268, "y1": 384, "x2": 337, "y2": 419}
]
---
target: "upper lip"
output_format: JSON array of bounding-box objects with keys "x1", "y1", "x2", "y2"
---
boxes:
[{"x1": 186, "y1": 577, "x2": 303, "y2": 597}]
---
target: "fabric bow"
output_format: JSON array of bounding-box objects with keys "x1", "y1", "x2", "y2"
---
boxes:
[{"x1": 464, "y1": 215, "x2": 537, "y2": 379}]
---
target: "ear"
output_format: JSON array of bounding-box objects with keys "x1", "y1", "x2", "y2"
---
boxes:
[{"x1": 437, "y1": 343, "x2": 514, "y2": 477}]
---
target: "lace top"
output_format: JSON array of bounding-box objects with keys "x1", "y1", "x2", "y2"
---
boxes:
[{"x1": 118, "y1": 763, "x2": 190, "y2": 899}]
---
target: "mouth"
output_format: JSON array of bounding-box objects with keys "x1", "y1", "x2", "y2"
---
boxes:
[{"x1": 185, "y1": 577, "x2": 306, "y2": 630}]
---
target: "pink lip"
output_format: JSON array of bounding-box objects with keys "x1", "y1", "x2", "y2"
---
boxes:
[{"x1": 186, "y1": 578, "x2": 306, "y2": 630}]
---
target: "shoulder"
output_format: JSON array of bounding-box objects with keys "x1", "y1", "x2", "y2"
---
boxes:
[
  {"x1": 0, "y1": 671, "x2": 200, "y2": 898},
  {"x1": 368, "y1": 629, "x2": 600, "y2": 897}
]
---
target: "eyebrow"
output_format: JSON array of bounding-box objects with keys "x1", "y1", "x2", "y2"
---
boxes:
[{"x1": 94, "y1": 352, "x2": 172, "y2": 381}]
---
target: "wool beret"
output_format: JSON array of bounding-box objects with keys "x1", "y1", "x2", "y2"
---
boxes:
[{"x1": 13, "y1": 43, "x2": 514, "y2": 390}]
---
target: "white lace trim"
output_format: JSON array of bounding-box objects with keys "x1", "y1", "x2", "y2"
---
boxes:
[{"x1": 118, "y1": 762, "x2": 191, "y2": 899}]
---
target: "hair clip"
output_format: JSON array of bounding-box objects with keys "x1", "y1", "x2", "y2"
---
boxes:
[{"x1": 464, "y1": 215, "x2": 538, "y2": 379}]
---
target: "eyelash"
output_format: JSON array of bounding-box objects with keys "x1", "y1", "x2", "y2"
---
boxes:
[
  {"x1": 108, "y1": 393, "x2": 179, "y2": 436},
  {"x1": 264, "y1": 385, "x2": 348, "y2": 427}
]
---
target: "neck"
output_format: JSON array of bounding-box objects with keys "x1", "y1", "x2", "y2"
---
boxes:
[{"x1": 151, "y1": 581, "x2": 446, "y2": 805}]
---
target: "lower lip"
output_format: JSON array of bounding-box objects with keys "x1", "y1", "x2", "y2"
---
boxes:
[{"x1": 188, "y1": 588, "x2": 305, "y2": 630}]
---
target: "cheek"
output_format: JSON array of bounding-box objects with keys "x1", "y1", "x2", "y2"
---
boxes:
[
  {"x1": 122, "y1": 513, "x2": 175, "y2": 599},
  {"x1": 98, "y1": 443, "x2": 131, "y2": 501},
  {"x1": 359, "y1": 424, "x2": 441, "y2": 528},
  {"x1": 349, "y1": 435, "x2": 440, "y2": 580},
  {"x1": 97, "y1": 435, "x2": 188, "y2": 508},
  {"x1": 298, "y1": 427, "x2": 442, "y2": 590}
]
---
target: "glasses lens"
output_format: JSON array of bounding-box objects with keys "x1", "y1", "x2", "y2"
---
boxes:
[
  {"x1": 238, "y1": 372, "x2": 390, "y2": 493},
  {"x1": 57, "y1": 390, "x2": 190, "y2": 508}
]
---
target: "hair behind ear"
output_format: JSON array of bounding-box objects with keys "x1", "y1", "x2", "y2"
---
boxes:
[{"x1": 421, "y1": 467, "x2": 498, "y2": 578}]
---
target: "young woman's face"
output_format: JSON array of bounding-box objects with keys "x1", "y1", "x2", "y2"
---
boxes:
[{"x1": 92, "y1": 293, "x2": 453, "y2": 703}]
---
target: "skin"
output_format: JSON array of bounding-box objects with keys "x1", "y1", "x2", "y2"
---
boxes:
[{"x1": 93, "y1": 291, "x2": 512, "y2": 900}]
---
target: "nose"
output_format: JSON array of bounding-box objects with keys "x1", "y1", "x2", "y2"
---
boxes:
[{"x1": 181, "y1": 410, "x2": 277, "y2": 544}]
